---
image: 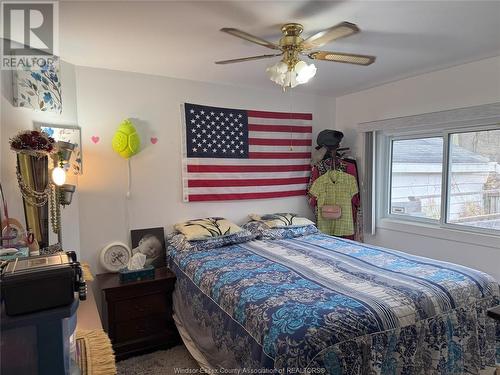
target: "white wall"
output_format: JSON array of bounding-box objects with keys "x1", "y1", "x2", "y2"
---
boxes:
[
  {"x1": 335, "y1": 56, "x2": 500, "y2": 281},
  {"x1": 4, "y1": 56, "x2": 497, "y2": 281},
  {"x1": 0, "y1": 61, "x2": 81, "y2": 255},
  {"x1": 75, "y1": 66, "x2": 334, "y2": 273}
]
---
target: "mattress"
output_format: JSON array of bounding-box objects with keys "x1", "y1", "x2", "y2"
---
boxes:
[{"x1": 168, "y1": 233, "x2": 500, "y2": 374}]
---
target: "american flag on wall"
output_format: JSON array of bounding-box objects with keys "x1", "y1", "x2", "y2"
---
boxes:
[{"x1": 181, "y1": 103, "x2": 313, "y2": 202}]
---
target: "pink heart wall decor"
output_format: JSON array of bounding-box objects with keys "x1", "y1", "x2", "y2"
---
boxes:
[
  {"x1": 91, "y1": 136, "x2": 100, "y2": 144},
  {"x1": 150, "y1": 137, "x2": 158, "y2": 144}
]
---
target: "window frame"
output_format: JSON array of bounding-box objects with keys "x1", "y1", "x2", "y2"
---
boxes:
[
  {"x1": 379, "y1": 123, "x2": 500, "y2": 237},
  {"x1": 387, "y1": 133, "x2": 444, "y2": 224}
]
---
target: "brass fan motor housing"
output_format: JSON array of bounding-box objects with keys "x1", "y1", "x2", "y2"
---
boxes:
[
  {"x1": 281, "y1": 23, "x2": 303, "y2": 36},
  {"x1": 279, "y1": 23, "x2": 305, "y2": 50},
  {"x1": 279, "y1": 23, "x2": 305, "y2": 68}
]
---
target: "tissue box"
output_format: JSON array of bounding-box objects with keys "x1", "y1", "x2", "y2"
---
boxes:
[{"x1": 119, "y1": 265, "x2": 155, "y2": 283}]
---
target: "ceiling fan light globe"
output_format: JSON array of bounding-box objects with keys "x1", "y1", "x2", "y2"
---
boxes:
[
  {"x1": 266, "y1": 67, "x2": 281, "y2": 84},
  {"x1": 294, "y1": 60, "x2": 307, "y2": 72},
  {"x1": 277, "y1": 61, "x2": 288, "y2": 74},
  {"x1": 296, "y1": 63, "x2": 317, "y2": 84},
  {"x1": 267, "y1": 59, "x2": 316, "y2": 88},
  {"x1": 270, "y1": 75, "x2": 281, "y2": 84}
]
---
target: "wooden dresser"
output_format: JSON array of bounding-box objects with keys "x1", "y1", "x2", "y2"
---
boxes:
[{"x1": 96, "y1": 267, "x2": 180, "y2": 360}]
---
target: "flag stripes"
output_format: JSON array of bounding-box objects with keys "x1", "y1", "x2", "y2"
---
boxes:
[
  {"x1": 186, "y1": 164, "x2": 311, "y2": 173},
  {"x1": 247, "y1": 110, "x2": 313, "y2": 120},
  {"x1": 248, "y1": 152, "x2": 311, "y2": 159},
  {"x1": 248, "y1": 138, "x2": 312, "y2": 146},
  {"x1": 187, "y1": 171, "x2": 310, "y2": 180},
  {"x1": 248, "y1": 124, "x2": 313, "y2": 133},
  {"x1": 183, "y1": 103, "x2": 312, "y2": 202},
  {"x1": 188, "y1": 190, "x2": 308, "y2": 202},
  {"x1": 188, "y1": 177, "x2": 309, "y2": 188}
]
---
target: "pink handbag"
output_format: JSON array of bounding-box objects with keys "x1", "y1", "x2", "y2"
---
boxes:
[{"x1": 321, "y1": 205, "x2": 342, "y2": 220}]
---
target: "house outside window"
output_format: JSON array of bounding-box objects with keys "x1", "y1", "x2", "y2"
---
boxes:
[
  {"x1": 387, "y1": 128, "x2": 500, "y2": 234},
  {"x1": 447, "y1": 129, "x2": 500, "y2": 231}
]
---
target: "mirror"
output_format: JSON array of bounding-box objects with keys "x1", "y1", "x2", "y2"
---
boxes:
[
  {"x1": 9, "y1": 125, "x2": 80, "y2": 253},
  {"x1": 34, "y1": 123, "x2": 80, "y2": 251},
  {"x1": 34, "y1": 123, "x2": 83, "y2": 175}
]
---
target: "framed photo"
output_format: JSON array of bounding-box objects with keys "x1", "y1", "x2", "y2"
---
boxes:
[
  {"x1": 130, "y1": 227, "x2": 166, "y2": 269},
  {"x1": 34, "y1": 122, "x2": 83, "y2": 175}
]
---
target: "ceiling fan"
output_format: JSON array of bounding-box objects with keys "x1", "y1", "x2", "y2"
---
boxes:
[{"x1": 215, "y1": 22, "x2": 376, "y2": 89}]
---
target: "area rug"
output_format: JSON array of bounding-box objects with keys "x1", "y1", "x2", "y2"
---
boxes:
[{"x1": 116, "y1": 345, "x2": 199, "y2": 375}]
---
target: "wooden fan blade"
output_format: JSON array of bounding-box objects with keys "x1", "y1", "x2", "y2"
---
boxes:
[
  {"x1": 220, "y1": 28, "x2": 281, "y2": 50},
  {"x1": 309, "y1": 51, "x2": 376, "y2": 66},
  {"x1": 301, "y1": 22, "x2": 359, "y2": 49},
  {"x1": 215, "y1": 53, "x2": 282, "y2": 65}
]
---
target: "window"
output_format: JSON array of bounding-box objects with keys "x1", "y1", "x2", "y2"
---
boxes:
[
  {"x1": 447, "y1": 129, "x2": 500, "y2": 231},
  {"x1": 390, "y1": 137, "x2": 443, "y2": 220},
  {"x1": 384, "y1": 127, "x2": 500, "y2": 235}
]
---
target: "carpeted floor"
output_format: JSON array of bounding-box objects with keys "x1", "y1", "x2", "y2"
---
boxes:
[{"x1": 116, "y1": 345, "x2": 199, "y2": 375}]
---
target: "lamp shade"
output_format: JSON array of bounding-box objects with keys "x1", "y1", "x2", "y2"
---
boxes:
[
  {"x1": 57, "y1": 141, "x2": 75, "y2": 162},
  {"x1": 60, "y1": 184, "x2": 76, "y2": 206}
]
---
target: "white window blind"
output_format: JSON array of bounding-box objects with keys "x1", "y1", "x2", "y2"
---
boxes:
[{"x1": 357, "y1": 102, "x2": 500, "y2": 134}]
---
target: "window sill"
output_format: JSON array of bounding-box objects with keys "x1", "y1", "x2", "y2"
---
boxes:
[{"x1": 377, "y1": 217, "x2": 500, "y2": 249}]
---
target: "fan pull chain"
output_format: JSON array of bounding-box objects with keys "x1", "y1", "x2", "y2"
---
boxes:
[{"x1": 287, "y1": 88, "x2": 294, "y2": 151}]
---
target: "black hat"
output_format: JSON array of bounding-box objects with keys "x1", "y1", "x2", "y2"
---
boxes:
[{"x1": 316, "y1": 130, "x2": 344, "y2": 150}]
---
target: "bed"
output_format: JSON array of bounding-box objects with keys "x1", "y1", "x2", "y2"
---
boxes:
[{"x1": 167, "y1": 232, "x2": 500, "y2": 374}]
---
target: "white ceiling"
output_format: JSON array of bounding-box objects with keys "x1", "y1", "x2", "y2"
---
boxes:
[{"x1": 58, "y1": 1, "x2": 500, "y2": 97}]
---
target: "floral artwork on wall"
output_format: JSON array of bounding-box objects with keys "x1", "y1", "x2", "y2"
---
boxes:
[
  {"x1": 13, "y1": 59, "x2": 62, "y2": 114},
  {"x1": 35, "y1": 123, "x2": 83, "y2": 175}
]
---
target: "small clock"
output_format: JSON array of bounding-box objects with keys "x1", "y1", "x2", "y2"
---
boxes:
[
  {"x1": 1, "y1": 218, "x2": 25, "y2": 246},
  {"x1": 99, "y1": 242, "x2": 131, "y2": 272}
]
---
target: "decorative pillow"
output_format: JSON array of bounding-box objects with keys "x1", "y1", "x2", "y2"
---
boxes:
[
  {"x1": 166, "y1": 229, "x2": 256, "y2": 252},
  {"x1": 174, "y1": 217, "x2": 242, "y2": 241},
  {"x1": 243, "y1": 221, "x2": 318, "y2": 240},
  {"x1": 248, "y1": 213, "x2": 315, "y2": 228}
]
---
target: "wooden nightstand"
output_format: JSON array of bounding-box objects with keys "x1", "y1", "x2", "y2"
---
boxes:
[{"x1": 96, "y1": 267, "x2": 180, "y2": 360}]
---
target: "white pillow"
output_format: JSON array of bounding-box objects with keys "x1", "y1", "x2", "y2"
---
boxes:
[
  {"x1": 174, "y1": 217, "x2": 242, "y2": 241},
  {"x1": 249, "y1": 213, "x2": 315, "y2": 228}
]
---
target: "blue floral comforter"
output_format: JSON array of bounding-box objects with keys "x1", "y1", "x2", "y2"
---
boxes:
[{"x1": 168, "y1": 233, "x2": 500, "y2": 374}]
